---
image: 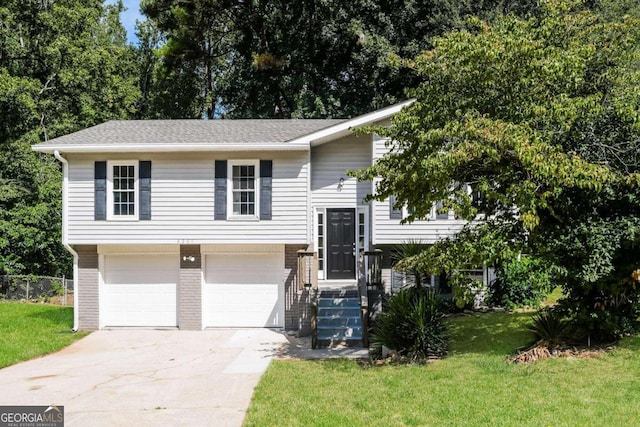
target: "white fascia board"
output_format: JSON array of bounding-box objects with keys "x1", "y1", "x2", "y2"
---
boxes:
[
  {"x1": 32, "y1": 142, "x2": 309, "y2": 154},
  {"x1": 288, "y1": 99, "x2": 415, "y2": 147}
]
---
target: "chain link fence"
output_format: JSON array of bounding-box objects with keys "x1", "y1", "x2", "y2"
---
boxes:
[{"x1": 0, "y1": 275, "x2": 74, "y2": 305}]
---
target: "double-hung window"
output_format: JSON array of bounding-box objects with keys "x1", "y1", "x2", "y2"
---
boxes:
[
  {"x1": 107, "y1": 161, "x2": 138, "y2": 220},
  {"x1": 229, "y1": 160, "x2": 258, "y2": 218}
]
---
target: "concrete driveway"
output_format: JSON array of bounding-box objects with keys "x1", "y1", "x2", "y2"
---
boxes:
[{"x1": 0, "y1": 329, "x2": 287, "y2": 426}]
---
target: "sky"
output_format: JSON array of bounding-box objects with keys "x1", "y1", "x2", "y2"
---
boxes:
[{"x1": 106, "y1": 0, "x2": 143, "y2": 45}]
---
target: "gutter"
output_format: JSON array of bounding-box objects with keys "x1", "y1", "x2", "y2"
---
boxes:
[
  {"x1": 54, "y1": 150, "x2": 79, "y2": 332},
  {"x1": 33, "y1": 142, "x2": 310, "y2": 154}
]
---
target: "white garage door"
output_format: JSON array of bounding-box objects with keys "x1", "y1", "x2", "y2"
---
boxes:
[
  {"x1": 102, "y1": 254, "x2": 178, "y2": 327},
  {"x1": 203, "y1": 250, "x2": 284, "y2": 327}
]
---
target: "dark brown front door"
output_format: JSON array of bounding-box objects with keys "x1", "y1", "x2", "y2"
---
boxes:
[{"x1": 327, "y1": 208, "x2": 356, "y2": 279}]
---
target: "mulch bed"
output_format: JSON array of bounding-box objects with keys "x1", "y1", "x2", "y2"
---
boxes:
[{"x1": 511, "y1": 342, "x2": 614, "y2": 364}]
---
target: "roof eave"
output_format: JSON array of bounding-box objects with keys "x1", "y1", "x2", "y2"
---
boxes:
[
  {"x1": 32, "y1": 142, "x2": 310, "y2": 154},
  {"x1": 287, "y1": 99, "x2": 415, "y2": 146}
]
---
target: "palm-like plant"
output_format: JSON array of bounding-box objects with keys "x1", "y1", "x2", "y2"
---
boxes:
[{"x1": 391, "y1": 239, "x2": 429, "y2": 287}]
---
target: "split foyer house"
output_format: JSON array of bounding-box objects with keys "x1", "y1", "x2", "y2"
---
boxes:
[{"x1": 32, "y1": 101, "x2": 472, "y2": 332}]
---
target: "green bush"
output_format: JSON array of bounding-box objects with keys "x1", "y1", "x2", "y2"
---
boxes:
[
  {"x1": 487, "y1": 256, "x2": 552, "y2": 309},
  {"x1": 528, "y1": 309, "x2": 568, "y2": 346},
  {"x1": 372, "y1": 287, "x2": 448, "y2": 360},
  {"x1": 554, "y1": 284, "x2": 640, "y2": 343}
]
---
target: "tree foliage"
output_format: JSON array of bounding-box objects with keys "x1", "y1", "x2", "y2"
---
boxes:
[
  {"x1": 0, "y1": 0, "x2": 140, "y2": 276},
  {"x1": 355, "y1": 1, "x2": 640, "y2": 340},
  {"x1": 139, "y1": 0, "x2": 543, "y2": 119}
]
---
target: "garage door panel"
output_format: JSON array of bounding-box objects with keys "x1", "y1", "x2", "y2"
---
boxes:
[
  {"x1": 208, "y1": 271, "x2": 282, "y2": 285},
  {"x1": 106, "y1": 271, "x2": 176, "y2": 285},
  {"x1": 206, "y1": 253, "x2": 280, "y2": 270},
  {"x1": 203, "y1": 250, "x2": 284, "y2": 328},
  {"x1": 103, "y1": 255, "x2": 178, "y2": 328},
  {"x1": 105, "y1": 255, "x2": 178, "y2": 270}
]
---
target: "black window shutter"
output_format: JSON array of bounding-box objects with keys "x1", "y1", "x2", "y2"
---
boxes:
[
  {"x1": 260, "y1": 160, "x2": 273, "y2": 220},
  {"x1": 214, "y1": 160, "x2": 227, "y2": 220},
  {"x1": 94, "y1": 161, "x2": 107, "y2": 220},
  {"x1": 139, "y1": 161, "x2": 152, "y2": 220},
  {"x1": 389, "y1": 195, "x2": 402, "y2": 219}
]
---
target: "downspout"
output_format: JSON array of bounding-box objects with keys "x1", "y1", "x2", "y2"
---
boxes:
[{"x1": 54, "y1": 150, "x2": 79, "y2": 332}]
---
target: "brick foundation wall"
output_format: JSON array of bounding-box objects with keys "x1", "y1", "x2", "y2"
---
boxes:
[
  {"x1": 179, "y1": 245, "x2": 202, "y2": 330},
  {"x1": 75, "y1": 245, "x2": 99, "y2": 330}
]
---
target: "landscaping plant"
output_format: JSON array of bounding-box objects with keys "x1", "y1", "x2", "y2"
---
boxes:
[
  {"x1": 528, "y1": 308, "x2": 568, "y2": 347},
  {"x1": 487, "y1": 256, "x2": 552, "y2": 309},
  {"x1": 372, "y1": 287, "x2": 448, "y2": 360},
  {"x1": 354, "y1": 1, "x2": 640, "y2": 344}
]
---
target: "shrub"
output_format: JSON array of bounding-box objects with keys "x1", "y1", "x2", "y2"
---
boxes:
[
  {"x1": 487, "y1": 256, "x2": 552, "y2": 309},
  {"x1": 554, "y1": 284, "x2": 640, "y2": 343},
  {"x1": 528, "y1": 309, "x2": 568, "y2": 347},
  {"x1": 372, "y1": 287, "x2": 448, "y2": 360}
]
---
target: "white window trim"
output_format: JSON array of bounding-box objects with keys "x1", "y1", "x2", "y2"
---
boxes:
[
  {"x1": 106, "y1": 160, "x2": 138, "y2": 221},
  {"x1": 314, "y1": 207, "x2": 325, "y2": 280},
  {"x1": 227, "y1": 159, "x2": 260, "y2": 221},
  {"x1": 431, "y1": 201, "x2": 451, "y2": 220}
]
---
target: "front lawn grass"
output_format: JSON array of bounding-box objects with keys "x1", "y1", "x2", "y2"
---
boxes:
[
  {"x1": 0, "y1": 301, "x2": 87, "y2": 369},
  {"x1": 245, "y1": 311, "x2": 640, "y2": 426}
]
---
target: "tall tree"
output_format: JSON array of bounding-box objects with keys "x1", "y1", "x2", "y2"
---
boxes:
[
  {"x1": 0, "y1": 0, "x2": 140, "y2": 277},
  {"x1": 355, "y1": 1, "x2": 640, "y2": 341},
  {"x1": 139, "y1": 0, "x2": 543, "y2": 119}
]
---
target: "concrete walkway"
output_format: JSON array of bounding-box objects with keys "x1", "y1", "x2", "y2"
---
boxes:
[{"x1": 0, "y1": 329, "x2": 287, "y2": 427}]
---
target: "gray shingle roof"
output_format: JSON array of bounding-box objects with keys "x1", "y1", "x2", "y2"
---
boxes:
[{"x1": 38, "y1": 119, "x2": 346, "y2": 146}]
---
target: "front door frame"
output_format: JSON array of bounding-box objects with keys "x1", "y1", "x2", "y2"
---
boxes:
[{"x1": 315, "y1": 206, "x2": 369, "y2": 281}]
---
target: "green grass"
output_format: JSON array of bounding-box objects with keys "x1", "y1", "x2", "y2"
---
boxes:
[
  {"x1": 245, "y1": 311, "x2": 640, "y2": 426},
  {"x1": 542, "y1": 286, "x2": 564, "y2": 306},
  {"x1": 0, "y1": 301, "x2": 88, "y2": 368}
]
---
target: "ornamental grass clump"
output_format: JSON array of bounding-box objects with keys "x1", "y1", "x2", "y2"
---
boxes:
[{"x1": 372, "y1": 287, "x2": 448, "y2": 361}]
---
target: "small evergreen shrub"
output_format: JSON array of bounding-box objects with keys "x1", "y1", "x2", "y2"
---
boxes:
[
  {"x1": 487, "y1": 256, "x2": 552, "y2": 309},
  {"x1": 372, "y1": 287, "x2": 448, "y2": 360},
  {"x1": 528, "y1": 309, "x2": 568, "y2": 347}
]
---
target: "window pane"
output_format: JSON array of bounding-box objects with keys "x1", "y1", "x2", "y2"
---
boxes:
[
  {"x1": 231, "y1": 164, "x2": 256, "y2": 216},
  {"x1": 318, "y1": 237, "x2": 323, "y2": 248},
  {"x1": 318, "y1": 213, "x2": 323, "y2": 225},
  {"x1": 111, "y1": 164, "x2": 137, "y2": 217}
]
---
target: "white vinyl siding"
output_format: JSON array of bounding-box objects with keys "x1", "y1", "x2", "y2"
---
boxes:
[
  {"x1": 66, "y1": 152, "x2": 308, "y2": 244},
  {"x1": 371, "y1": 135, "x2": 466, "y2": 245},
  {"x1": 311, "y1": 134, "x2": 372, "y2": 208}
]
